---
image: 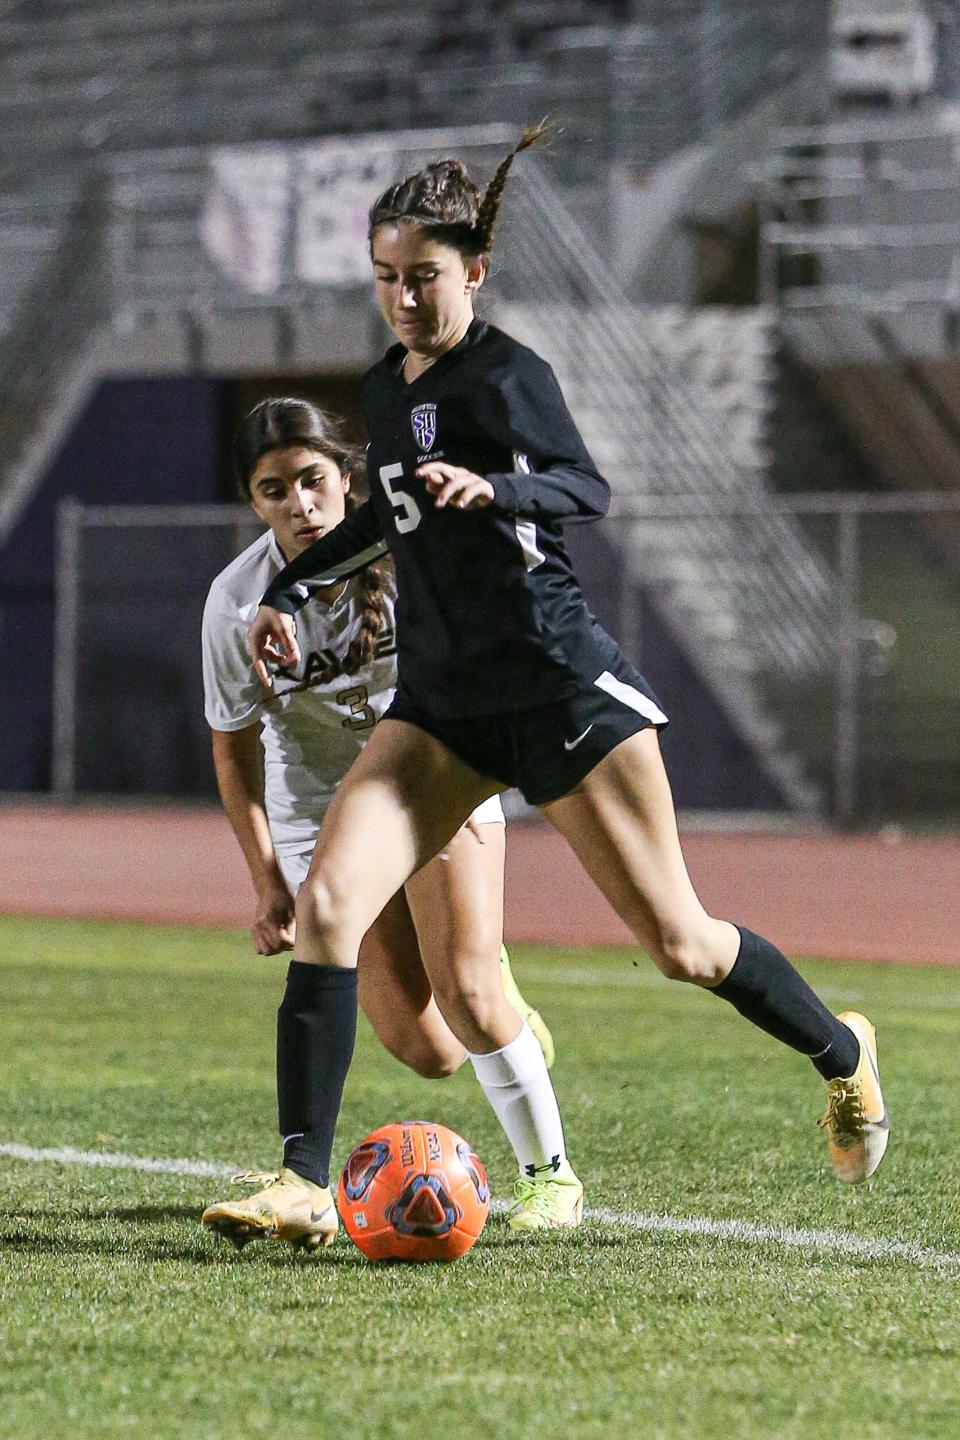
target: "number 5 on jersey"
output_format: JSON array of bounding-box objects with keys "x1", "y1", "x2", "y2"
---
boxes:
[{"x1": 380, "y1": 463, "x2": 422, "y2": 534}]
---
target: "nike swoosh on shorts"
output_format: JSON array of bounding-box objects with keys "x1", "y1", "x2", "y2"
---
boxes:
[{"x1": 564, "y1": 725, "x2": 594, "y2": 751}]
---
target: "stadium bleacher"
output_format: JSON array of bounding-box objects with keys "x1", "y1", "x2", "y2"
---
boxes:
[
  {"x1": 0, "y1": 1, "x2": 843, "y2": 809},
  {"x1": 0, "y1": 1, "x2": 826, "y2": 175},
  {"x1": 18, "y1": 1, "x2": 960, "y2": 820}
]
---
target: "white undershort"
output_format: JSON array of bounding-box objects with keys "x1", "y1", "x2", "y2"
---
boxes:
[{"x1": 276, "y1": 792, "x2": 505, "y2": 894}]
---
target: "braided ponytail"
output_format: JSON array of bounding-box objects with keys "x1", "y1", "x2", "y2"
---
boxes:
[
  {"x1": 367, "y1": 119, "x2": 552, "y2": 258},
  {"x1": 474, "y1": 118, "x2": 551, "y2": 254},
  {"x1": 340, "y1": 568, "x2": 385, "y2": 677},
  {"x1": 337, "y1": 491, "x2": 389, "y2": 679}
]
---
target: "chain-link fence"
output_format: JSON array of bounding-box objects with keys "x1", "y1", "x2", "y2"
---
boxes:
[
  {"x1": 51, "y1": 502, "x2": 262, "y2": 799},
  {"x1": 607, "y1": 490, "x2": 960, "y2": 826},
  {"x1": 52, "y1": 493, "x2": 960, "y2": 827}
]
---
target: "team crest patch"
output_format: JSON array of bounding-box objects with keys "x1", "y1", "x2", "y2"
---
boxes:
[{"x1": 411, "y1": 403, "x2": 437, "y2": 452}]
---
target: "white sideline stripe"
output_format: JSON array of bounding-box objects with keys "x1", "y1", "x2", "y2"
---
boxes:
[
  {"x1": 580, "y1": 1207, "x2": 960, "y2": 1271},
  {"x1": 4, "y1": 1142, "x2": 958, "y2": 1271},
  {"x1": 492, "y1": 1198, "x2": 957, "y2": 1270},
  {"x1": 0, "y1": 1143, "x2": 234, "y2": 1178}
]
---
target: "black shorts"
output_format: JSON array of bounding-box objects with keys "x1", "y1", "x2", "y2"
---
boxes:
[{"x1": 384, "y1": 647, "x2": 668, "y2": 807}]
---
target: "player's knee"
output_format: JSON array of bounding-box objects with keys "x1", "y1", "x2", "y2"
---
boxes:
[
  {"x1": 431, "y1": 970, "x2": 502, "y2": 1038},
  {"x1": 652, "y1": 929, "x2": 724, "y2": 985},
  {"x1": 295, "y1": 872, "x2": 347, "y2": 944},
  {"x1": 406, "y1": 1045, "x2": 463, "y2": 1080},
  {"x1": 378, "y1": 1027, "x2": 463, "y2": 1080}
]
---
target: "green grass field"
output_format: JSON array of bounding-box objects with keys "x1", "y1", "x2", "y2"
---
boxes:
[{"x1": 2, "y1": 915, "x2": 959, "y2": 1440}]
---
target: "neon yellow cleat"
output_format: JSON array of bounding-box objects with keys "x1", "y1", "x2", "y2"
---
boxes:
[
  {"x1": 507, "y1": 1160, "x2": 584, "y2": 1232},
  {"x1": 202, "y1": 1167, "x2": 338, "y2": 1253},
  {"x1": 817, "y1": 1012, "x2": 890, "y2": 1184},
  {"x1": 500, "y1": 945, "x2": 555, "y2": 1069}
]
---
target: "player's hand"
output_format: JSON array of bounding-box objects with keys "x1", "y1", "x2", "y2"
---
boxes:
[
  {"x1": 418, "y1": 462, "x2": 494, "y2": 511},
  {"x1": 252, "y1": 880, "x2": 296, "y2": 955},
  {"x1": 247, "y1": 605, "x2": 300, "y2": 687}
]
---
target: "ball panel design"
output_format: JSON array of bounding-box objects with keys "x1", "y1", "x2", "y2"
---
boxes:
[
  {"x1": 338, "y1": 1121, "x2": 489, "y2": 1263},
  {"x1": 341, "y1": 1138, "x2": 391, "y2": 1201}
]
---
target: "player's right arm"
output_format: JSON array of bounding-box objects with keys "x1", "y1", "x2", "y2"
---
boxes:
[
  {"x1": 202, "y1": 577, "x2": 294, "y2": 955},
  {"x1": 210, "y1": 726, "x2": 296, "y2": 956},
  {"x1": 249, "y1": 498, "x2": 389, "y2": 683}
]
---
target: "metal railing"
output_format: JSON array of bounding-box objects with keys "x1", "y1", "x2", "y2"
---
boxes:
[
  {"x1": 0, "y1": 177, "x2": 111, "y2": 543},
  {"x1": 499, "y1": 167, "x2": 836, "y2": 660},
  {"x1": 756, "y1": 107, "x2": 960, "y2": 313},
  {"x1": 608, "y1": 490, "x2": 960, "y2": 825},
  {"x1": 1, "y1": 1, "x2": 830, "y2": 180},
  {"x1": 51, "y1": 501, "x2": 263, "y2": 799}
]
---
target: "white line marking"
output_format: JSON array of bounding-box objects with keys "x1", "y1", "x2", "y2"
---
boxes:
[
  {"x1": 580, "y1": 1208, "x2": 959, "y2": 1271},
  {"x1": 4, "y1": 1143, "x2": 957, "y2": 1271},
  {"x1": 0, "y1": 1143, "x2": 234, "y2": 1178}
]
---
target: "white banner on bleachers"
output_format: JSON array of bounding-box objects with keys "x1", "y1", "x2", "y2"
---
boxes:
[
  {"x1": 294, "y1": 144, "x2": 396, "y2": 286},
  {"x1": 201, "y1": 140, "x2": 396, "y2": 292},
  {"x1": 201, "y1": 148, "x2": 292, "y2": 295}
]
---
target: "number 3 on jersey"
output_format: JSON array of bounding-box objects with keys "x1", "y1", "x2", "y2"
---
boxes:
[
  {"x1": 337, "y1": 685, "x2": 376, "y2": 732},
  {"x1": 380, "y1": 463, "x2": 422, "y2": 534}
]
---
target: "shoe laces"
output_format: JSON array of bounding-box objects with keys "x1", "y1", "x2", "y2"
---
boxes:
[
  {"x1": 231, "y1": 1170, "x2": 281, "y2": 1188},
  {"x1": 510, "y1": 1176, "x2": 557, "y2": 1217},
  {"x1": 818, "y1": 1080, "x2": 866, "y2": 1149}
]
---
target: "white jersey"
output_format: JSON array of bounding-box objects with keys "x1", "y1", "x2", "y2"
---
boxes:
[{"x1": 202, "y1": 529, "x2": 399, "y2": 856}]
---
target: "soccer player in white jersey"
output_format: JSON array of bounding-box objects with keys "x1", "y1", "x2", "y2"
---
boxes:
[{"x1": 200, "y1": 397, "x2": 568, "y2": 1252}]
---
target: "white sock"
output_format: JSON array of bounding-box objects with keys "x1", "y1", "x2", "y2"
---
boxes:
[{"x1": 468, "y1": 1022, "x2": 567, "y2": 1178}]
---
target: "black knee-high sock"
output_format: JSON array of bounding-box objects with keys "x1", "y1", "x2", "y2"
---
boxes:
[
  {"x1": 276, "y1": 961, "x2": 358, "y2": 1187},
  {"x1": 713, "y1": 927, "x2": 860, "y2": 1080}
]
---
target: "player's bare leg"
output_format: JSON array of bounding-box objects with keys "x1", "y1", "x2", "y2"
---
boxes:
[
  {"x1": 358, "y1": 887, "x2": 466, "y2": 1079},
  {"x1": 298, "y1": 726, "x2": 579, "y2": 1229},
  {"x1": 404, "y1": 822, "x2": 517, "y2": 1053},
  {"x1": 541, "y1": 727, "x2": 739, "y2": 984},
  {"x1": 541, "y1": 727, "x2": 886, "y2": 1182},
  {"x1": 266, "y1": 719, "x2": 500, "y2": 1222},
  {"x1": 294, "y1": 718, "x2": 495, "y2": 969},
  {"x1": 405, "y1": 823, "x2": 554, "y2": 1066}
]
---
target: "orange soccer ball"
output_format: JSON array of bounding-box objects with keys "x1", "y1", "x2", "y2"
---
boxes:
[{"x1": 338, "y1": 1120, "x2": 490, "y2": 1262}]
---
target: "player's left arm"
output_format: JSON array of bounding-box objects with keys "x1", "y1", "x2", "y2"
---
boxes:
[{"x1": 439, "y1": 355, "x2": 610, "y2": 523}]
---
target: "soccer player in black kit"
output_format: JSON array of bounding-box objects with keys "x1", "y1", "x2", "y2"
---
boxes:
[{"x1": 248, "y1": 124, "x2": 890, "y2": 1234}]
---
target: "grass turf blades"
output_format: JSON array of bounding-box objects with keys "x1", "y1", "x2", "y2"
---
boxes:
[{"x1": 1, "y1": 915, "x2": 959, "y2": 1439}]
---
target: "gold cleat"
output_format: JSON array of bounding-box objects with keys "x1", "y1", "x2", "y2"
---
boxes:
[
  {"x1": 202, "y1": 1167, "x2": 338, "y2": 1253},
  {"x1": 818, "y1": 1012, "x2": 890, "y2": 1184}
]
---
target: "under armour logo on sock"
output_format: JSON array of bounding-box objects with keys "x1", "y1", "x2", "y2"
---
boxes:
[{"x1": 524, "y1": 1154, "x2": 561, "y2": 1178}]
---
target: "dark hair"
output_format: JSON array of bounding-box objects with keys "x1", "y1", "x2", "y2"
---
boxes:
[
  {"x1": 233, "y1": 396, "x2": 364, "y2": 499},
  {"x1": 233, "y1": 397, "x2": 388, "y2": 680},
  {"x1": 367, "y1": 119, "x2": 550, "y2": 258}
]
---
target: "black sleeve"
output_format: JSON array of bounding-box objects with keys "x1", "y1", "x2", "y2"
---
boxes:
[
  {"x1": 261, "y1": 501, "x2": 389, "y2": 616},
  {"x1": 481, "y1": 355, "x2": 610, "y2": 523}
]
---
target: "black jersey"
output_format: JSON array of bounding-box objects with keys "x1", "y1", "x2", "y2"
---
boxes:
[{"x1": 262, "y1": 319, "x2": 612, "y2": 718}]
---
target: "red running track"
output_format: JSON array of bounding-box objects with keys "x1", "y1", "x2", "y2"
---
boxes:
[{"x1": 2, "y1": 802, "x2": 958, "y2": 966}]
